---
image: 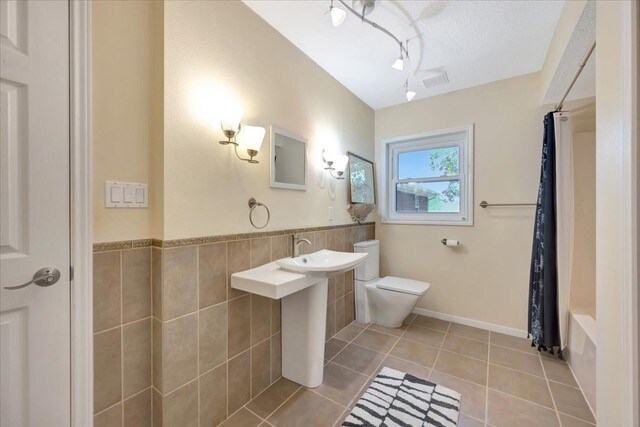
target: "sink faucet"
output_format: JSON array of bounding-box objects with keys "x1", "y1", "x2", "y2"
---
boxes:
[{"x1": 292, "y1": 234, "x2": 311, "y2": 257}]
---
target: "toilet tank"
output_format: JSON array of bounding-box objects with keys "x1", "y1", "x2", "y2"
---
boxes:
[{"x1": 354, "y1": 240, "x2": 379, "y2": 281}]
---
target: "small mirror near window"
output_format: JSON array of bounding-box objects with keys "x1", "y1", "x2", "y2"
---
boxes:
[
  {"x1": 347, "y1": 152, "x2": 376, "y2": 205},
  {"x1": 270, "y1": 127, "x2": 307, "y2": 191}
]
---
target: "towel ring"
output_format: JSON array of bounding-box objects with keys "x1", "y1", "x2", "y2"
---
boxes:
[{"x1": 248, "y1": 198, "x2": 270, "y2": 229}]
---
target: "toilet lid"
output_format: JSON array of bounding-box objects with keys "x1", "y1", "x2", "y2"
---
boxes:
[{"x1": 378, "y1": 276, "x2": 430, "y2": 295}]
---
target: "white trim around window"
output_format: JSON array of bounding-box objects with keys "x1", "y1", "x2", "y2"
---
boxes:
[{"x1": 379, "y1": 124, "x2": 474, "y2": 226}]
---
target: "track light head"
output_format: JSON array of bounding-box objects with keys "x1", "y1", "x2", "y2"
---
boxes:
[
  {"x1": 392, "y1": 57, "x2": 404, "y2": 71},
  {"x1": 330, "y1": 4, "x2": 346, "y2": 26},
  {"x1": 404, "y1": 79, "x2": 416, "y2": 101}
]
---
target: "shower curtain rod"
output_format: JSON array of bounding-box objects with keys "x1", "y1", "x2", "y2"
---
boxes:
[{"x1": 555, "y1": 41, "x2": 596, "y2": 112}]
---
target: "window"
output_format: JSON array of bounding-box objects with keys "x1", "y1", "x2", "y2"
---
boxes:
[{"x1": 383, "y1": 125, "x2": 473, "y2": 225}]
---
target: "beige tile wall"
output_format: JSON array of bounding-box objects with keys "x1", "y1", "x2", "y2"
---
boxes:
[
  {"x1": 93, "y1": 224, "x2": 374, "y2": 427},
  {"x1": 94, "y1": 247, "x2": 152, "y2": 427}
]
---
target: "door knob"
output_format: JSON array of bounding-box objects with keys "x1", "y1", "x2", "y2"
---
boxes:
[{"x1": 4, "y1": 267, "x2": 61, "y2": 290}]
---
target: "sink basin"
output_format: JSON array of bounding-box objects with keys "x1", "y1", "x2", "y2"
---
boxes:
[
  {"x1": 231, "y1": 249, "x2": 368, "y2": 388},
  {"x1": 230, "y1": 261, "x2": 320, "y2": 299},
  {"x1": 276, "y1": 250, "x2": 368, "y2": 278}
]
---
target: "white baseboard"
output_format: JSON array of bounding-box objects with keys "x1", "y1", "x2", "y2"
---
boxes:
[{"x1": 412, "y1": 308, "x2": 528, "y2": 338}]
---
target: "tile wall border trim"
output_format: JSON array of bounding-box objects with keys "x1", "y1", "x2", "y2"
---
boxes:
[{"x1": 93, "y1": 222, "x2": 375, "y2": 252}]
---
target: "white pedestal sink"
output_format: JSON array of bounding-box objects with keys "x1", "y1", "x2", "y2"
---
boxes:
[{"x1": 231, "y1": 250, "x2": 367, "y2": 388}]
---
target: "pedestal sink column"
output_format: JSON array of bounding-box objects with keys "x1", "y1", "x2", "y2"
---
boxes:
[{"x1": 281, "y1": 278, "x2": 328, "y2": 388}]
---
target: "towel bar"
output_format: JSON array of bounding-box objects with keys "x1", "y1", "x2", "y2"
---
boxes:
[{"x1": 479, "y1": 200, "x2": 536, "y2": 208}]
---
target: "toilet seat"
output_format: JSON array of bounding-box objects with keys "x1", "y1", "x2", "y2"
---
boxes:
[{"x1": 377, "y1": 276, "x2": 430, "y2": 296}]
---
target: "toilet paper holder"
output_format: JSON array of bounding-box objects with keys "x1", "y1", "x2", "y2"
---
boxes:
[{"x1": 441, "y1": 239, "x2": 460, "y2": 247}]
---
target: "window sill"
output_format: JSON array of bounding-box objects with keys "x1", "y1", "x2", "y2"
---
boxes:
[{"x1": 380, "y1": 217, "x2": 474, "y2": 226}]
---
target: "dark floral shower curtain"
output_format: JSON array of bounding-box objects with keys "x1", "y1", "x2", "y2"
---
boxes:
[{"x1": 528, "y1": 111, "x2": 561, "y2": 357}]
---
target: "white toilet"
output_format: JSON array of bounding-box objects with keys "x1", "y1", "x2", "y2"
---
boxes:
[{"x1": 354, "y1": 240, "x2": 430, "y2": 328}]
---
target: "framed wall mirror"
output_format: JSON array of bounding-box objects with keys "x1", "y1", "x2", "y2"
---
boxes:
[
  {"x1": 270, "y1": 126, "x2": 307, "y2": 191},
  {"x1": 347, "y1": 152, "x2": 376, "y2": 204}
]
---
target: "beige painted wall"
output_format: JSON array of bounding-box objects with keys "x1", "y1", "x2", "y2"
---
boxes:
[
  {"x1": 93, "y1": 0, "x2": 373, "y2": 242},
  {"x1": 375, "y1": 73, "x2": 546, "y2": 331},
  {"x1": 149, "y1": 3, "x2": 165, "y2": 240},
  {"x1": 595, "y1": 1, "x2": 637, "y2": 424},
  {"x1": 162, "y1": 0, "x2": 374, "y2": 240},
  {"x1": 92, "y1": 0, "x2": 163, "y2": 243},
  {"x1": 570, "y1": 130, "x2": 595, "y2": 318}
]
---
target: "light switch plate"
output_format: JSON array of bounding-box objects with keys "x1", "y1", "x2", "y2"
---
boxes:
[{"x1": 105, "y1": 181, "x2": 148, "y2": 208}]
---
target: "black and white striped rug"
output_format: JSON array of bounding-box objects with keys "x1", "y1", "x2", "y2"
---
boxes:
[{"x1": 342, "y1": 367, "x2": 461, "y2": 427}]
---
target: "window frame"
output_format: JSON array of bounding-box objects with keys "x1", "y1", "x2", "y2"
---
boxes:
[{"x1": 381, "y1": 124, "x2": 474, "y2": 226}]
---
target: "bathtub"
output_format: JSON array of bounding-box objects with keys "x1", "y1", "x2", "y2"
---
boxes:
[{"x1": 566, "y1": 312, "x2": 596, "y2": 415}]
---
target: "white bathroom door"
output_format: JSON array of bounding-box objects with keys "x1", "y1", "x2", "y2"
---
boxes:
[{"x1": 0, "y1": 1, "x2": 71, "y2": 426}]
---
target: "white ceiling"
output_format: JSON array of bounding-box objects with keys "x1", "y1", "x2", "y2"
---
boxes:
[{"x1": 243, "y1": 0, "x2": 566, "y2": 109}]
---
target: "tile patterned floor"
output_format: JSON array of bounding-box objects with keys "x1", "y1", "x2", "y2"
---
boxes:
[{"x1": 224, "y1": 314, "x2": 596, "y2": 427}]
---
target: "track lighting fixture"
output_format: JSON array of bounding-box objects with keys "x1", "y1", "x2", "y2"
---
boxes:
[
  {"x1": 329, "y1": 0, "x2": 346, "y2": 27},
  {"x1": 405, "y1": 79, "x2": 416, "y2": 101},
  {"x1": 392, "y1": 42, "x2": 404, "y2": 71},
  {"x1": 327, "y1": 0, "x2": 415, "y2": 102}
]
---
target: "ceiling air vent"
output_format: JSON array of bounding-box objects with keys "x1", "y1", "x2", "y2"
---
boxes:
[{"x1": 419, "y1": 68, "x2": 449, "y2": 89}]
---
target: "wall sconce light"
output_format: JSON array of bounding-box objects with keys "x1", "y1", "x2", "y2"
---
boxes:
[
  {"x1": 322, "y1": 149, "x2": 348, "y2": 179},
  {"x1": 217, "y1": 106, "x2": 264, "y2": 164},
  {"x1": 218, "y1": 107, "x2": 243, "y2": 145},
  {"x1": 235, "y1": 125, "x2": 265, "y2": 164}
]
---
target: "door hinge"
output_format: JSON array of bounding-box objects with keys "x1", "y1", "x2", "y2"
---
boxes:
[{"x1": 70, "y1": 265, "x2": 74, "y2": 281}]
